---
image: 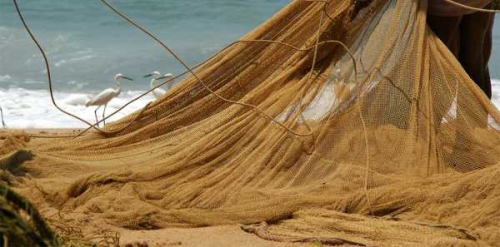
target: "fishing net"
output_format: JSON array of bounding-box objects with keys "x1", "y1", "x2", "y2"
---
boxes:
[{"x1": 5, "y1": 0, "x2": 500, "y2": 246}]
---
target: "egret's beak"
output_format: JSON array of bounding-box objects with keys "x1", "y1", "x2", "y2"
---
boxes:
[
  {"x1": 122, "y1": 76, "x2": 134, "y2": 81},
  {"x1": 143, "y1": 74, "x2": 153, "y2": 78}
]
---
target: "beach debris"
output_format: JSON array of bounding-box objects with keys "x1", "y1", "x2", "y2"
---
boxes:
[
  {"x1": 0, "y1": 149, "x2": 33, "y2": 174},
  {"x1": 144, "y1": 71, "x2": 175, "y2": 100},
  {"x1": 85, "y1": 73, "x2": 133, "y2": 127}
]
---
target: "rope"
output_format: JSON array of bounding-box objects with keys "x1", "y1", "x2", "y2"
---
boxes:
[
  {"x1": 22, "y1": 0, "x2": 360, "y2": 141},
  {"x1": 0, "y1": 106, "x2": 5, "y2": 128},
  {"x1": 299, "y1": 2, "x2": 326, "y2": 136},
  {"x1": 100, "y1": 0, "x2": 312, "y2": 137},
  {"x1": 28, "y1": 134, "x2": 78, "y2": 139},
  {"x1": 312, "y1": 0, "x2": 373, "y2": 214},
  {"x1": 75, "y1": 39, "x2": 359, "y2": 139},
  {"x1": 13, "y1": 0, "x2": 162, "y2": 139},
  {"x1": 99, "y1": 0, "x2": 360, "y2": 138},
  {"x1": 442, "y1": 0, "x2": 500, "y2": 13},
  {"x1": 76, "y1": 102, "x2": 153, "y2": 137},
  {"x1": 359, "y1": 92, "x2": 373, "y2": 215},
  {"x1": 12, "y1": 0, "x2": 106, "y2": 136},
  {"x1": 76, "y1": 39, "x2": 359, "y2": 138}
]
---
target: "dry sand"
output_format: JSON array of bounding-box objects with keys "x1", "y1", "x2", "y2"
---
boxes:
[
  {"x1": 1, "y1": 128, "x2": 324, "y2": 247},
  {"x1": 3, "y1": 127, "x2": 498, "y2": 246},
  {"x1": 117, "y1": 226, "x2": 320, "y2": 247}
]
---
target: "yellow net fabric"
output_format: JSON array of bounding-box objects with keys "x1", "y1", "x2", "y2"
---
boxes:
[{"x1": 4, "y1": 0, "x2": 500, "y2": 245}]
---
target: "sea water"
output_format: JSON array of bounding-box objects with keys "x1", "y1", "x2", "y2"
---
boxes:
[
  {"x1": 0, "y1": 0, "x2": 290, "y2": 128},
  {"x1": 0, "y1": 0, "x2": 499, "y2": 128}
]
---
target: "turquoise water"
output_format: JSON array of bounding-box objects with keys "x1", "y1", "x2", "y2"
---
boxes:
[
  {"x1": 1, "y1": 1, "x2": 500, "y2": 92},
  {"x1": 0, "y1": 0, "x2": 291, "y2": 91},
  {"x1": 1, "y1": 1, "x2": 500, "y2": 128}
]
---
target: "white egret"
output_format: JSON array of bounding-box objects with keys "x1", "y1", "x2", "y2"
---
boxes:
[
  {"x1": 0, "y1": 106, "x2": 6, "y2": 128},
  {"x1": 85, "y1": 73, "x2": 133, "y2": 127},
  {"x1": 144, "y1": 71, "x2": 175, "y2": 100},
  {"x1": 162, "y1": 73, "x2": 175, "y2": 90}
]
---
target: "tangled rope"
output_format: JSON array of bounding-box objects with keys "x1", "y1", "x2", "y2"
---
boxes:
[
  {"x1": 100, "y1": 0, "x2": 313, "y2": 138},
  {"x1": 14, "y1": 0, "x2": 361, "y2": 140},
  {"x1": 98, "y1": 0, "x2": 363, "y2": 139},
  {"x1": 13, "y1": 0, "x2": 376, "y2": 221},
  {"x1": 77, "y1": 38, "x2": 360, "y2": 138},
  {"x1": 443, "y1": 0, "x2": 500, "y2": 13}
]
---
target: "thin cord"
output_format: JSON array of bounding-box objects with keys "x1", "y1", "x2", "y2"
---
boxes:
[
  {"x1": 99, "y1": 0, "x2": 359, "y2": 138},
  {"x1": 0, "y1": 106, "x2": 5, "y2": 128},
  {"x1": 100, "y1": 0, "x2": 311, "y2": 137},
  {"x1": 76, "y1": 102, "x2": 153, "y2": 137},
  {"x1": 25, "y1": 1, "x2": 360, "y2": 140},
  {"x1": 12, "y1": 0, "x2": 105, "y2": 135},
  {"x1": 359, "y1": 90, "x2": 373, "y2": 215},
  {"x1": 443, "y1": 0, "x2": 500, "y2": 13},
  {"x1": 297, "y1": 2, "x2": 326, "y2": 136},
  {"x1": 31, "y1": 39, "x2": 358, "y2": 139},
  {"x1": 15, "y1": 0, "x2": 374, "y2": 215},
  {"x1": 315, "y1": 0, "x2": 373, "y2": 214}
]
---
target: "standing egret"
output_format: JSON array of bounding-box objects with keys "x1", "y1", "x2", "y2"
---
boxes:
[
  {"x1": 0, "y1": 106, "x2": 6, "y2": 128},
  {"x1": 85, "y1": 73, "x2": 133, "y2": 127},
  {"x1": 162, "y1": 73, "x2": 175, "y2": 91},
  {"x1": 144, "y1": 71, "x2": 175, "y2": 100}
]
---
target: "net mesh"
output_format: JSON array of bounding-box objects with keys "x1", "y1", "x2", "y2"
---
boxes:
[{"x1": 3, "y1": 0, "x2": 500, "y2": 245}]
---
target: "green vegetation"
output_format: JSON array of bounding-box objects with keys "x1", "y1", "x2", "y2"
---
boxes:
[
  {"x1": 0, "y1": 183, "x2": 60, "y2": 246},
  {"x1": 0, "y1": 184, "x2": 96, "y2": 247}
]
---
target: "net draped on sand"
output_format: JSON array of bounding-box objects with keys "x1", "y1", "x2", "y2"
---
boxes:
[{"x1": 2, "y1": 0, "x2": 500, "y2": 246}]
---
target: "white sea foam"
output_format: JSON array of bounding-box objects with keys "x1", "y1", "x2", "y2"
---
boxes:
[
  {"x1": 491, "y1": 79, "x2": 500, "y2": 107},
  {"x1": 2, "y1": 80, "x2": 500, "y2": 129},
  {"x1": 0, "y1": 87, "x2": 156, "y2": 129}
]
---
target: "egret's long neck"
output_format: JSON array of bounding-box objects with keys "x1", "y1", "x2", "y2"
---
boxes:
[
  {"x1": 150, "y1": 78, "x2": 157, "y2": 89},
  {"x1": 115, "y1": 80, "x2": 121, "y2": 94}
]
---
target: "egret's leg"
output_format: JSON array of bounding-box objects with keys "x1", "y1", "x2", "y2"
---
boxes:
[
  {"x1": 103, "y1": 104, "x2": 107, "y2": 126},
  {"x1": 94, "y1": 105, "x2": 102, "y2": 127}
]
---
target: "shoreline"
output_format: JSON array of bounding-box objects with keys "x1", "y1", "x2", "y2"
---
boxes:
[{"x1": 1, "y1": 128, "x2": 83, "y2": 137}]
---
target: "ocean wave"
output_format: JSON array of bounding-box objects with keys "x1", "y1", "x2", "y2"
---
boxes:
[
  {"x1": 2, "y1": 79, "x2": 500, "y2": 129},
  {"x1": 0, "y1": 74, "x2": 11, "y2": 82},
  {"x1": 23, "y1": 79, "x2": 44, "y2": 85},
  {"x1": 54, "y1": 54, "x2": 95, "y2": 67},
  {"x1": 0, "y1": 87, "x2": 156, "y2": 128}
]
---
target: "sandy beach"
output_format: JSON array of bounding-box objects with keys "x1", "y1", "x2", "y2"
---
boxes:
[
  {"x1": 3, "y1": 0, "x2": 500, "y2": 246},
  {"x1": 1, "y1": 128, "x2": 317, "y2": 247}
]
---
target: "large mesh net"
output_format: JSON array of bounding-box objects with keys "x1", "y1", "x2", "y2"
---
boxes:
[{"x1": 3, "y1": 0, "x2": 500, "y2": 246}]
